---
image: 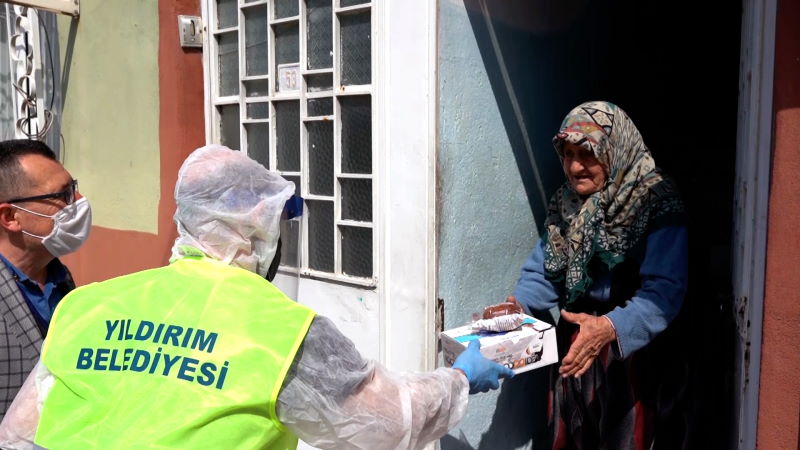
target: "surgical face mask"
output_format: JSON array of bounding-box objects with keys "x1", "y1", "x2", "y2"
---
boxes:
[{"x1": 13, "y1": 197, "x2": 93, "y2": 258}]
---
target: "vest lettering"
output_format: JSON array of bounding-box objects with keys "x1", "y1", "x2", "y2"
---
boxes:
[
  {"x1": 162, "y1": 325, "x2": 183, "y2": 346},
  {"x1": 148, "y1": 348, "x2": 163, "y2": 374},
  {"x1": 161, "y1": 353, "x2": 181, "y2": 376},
  {"x1": 123, "y1": 348, "x2": 133, "y2": 370},
  {"x1": 135, "y1": 320, "x2": 154, "y2": 340},
  {"x1": 105, "y1": 320, "x2": 119, "y2": 340},
  {"x1": 94, "y1": 348, "x2": 109, "y2": 370},
  {"x1": 192, "y1": 329, "x2": 218, "y2": 353},
  {"x1": 130, "y1": 349, "x2": 150, "y2": 372},
  {"x1": 216, "y1": 361, "x2": 229, "y2": 390},
  {"x1": 177, "y1": 357, "x2": 199, "y2": 382},
  {"x1": 153, "y1": 323, "x2": 165, "y2": 343},
  {"x1": 125, "y1": 319, "x2": 134, "y2": 340},
  {"x1": 76, "y1": 348, "x2": 93, "y2": 369},
  {"x1": 108, "y1": 349, "x2": 123, "y2": 371},
  {"x1": 181, "y1": 328, "x2": 194, "y2": 348},
  {"x1": 196, "y1": 362, "x2": 216, "y2": 386},
  {"x1": 102, "y1": 319, "x2": 220, "y2": 354}
]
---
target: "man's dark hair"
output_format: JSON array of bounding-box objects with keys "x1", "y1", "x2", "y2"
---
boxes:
[{"x1": 0, "y1": 139, "x2": 57, "y2": 203}]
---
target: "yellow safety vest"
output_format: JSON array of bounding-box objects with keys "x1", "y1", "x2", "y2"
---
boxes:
[{"x1": 35, "y1": 251, "x2": 315, "y2": 449}]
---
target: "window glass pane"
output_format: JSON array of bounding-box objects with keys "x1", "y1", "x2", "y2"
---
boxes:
[
  {"x1": 340, "y1": 0, "x2": 370, "y2": 7},
  {"x1": 275, "y1": 101, "x2": 300, "y2": 171},
  {"x1": 217, "y1": 32, "x2": 239, "y2": 96},
  {"x1": 216, "y1": 0, "x2": 238, "y2": 29},
  {"x1": 245, "y1": 79, "x2": 270, "y2": 97},
  {"x1": 306, "y1": 0, "x2": 332, "y2": 69},
  {"x1": 244, "y1": 6, "x2": 268, "y2": 76},
  {"x1": 275, "y1": 0, "x2": 299, "y2": 19},
  {"x1": 275, "y1": 23, "x2": 299, "y2": 66},
  {"x1": 307, "y1": 200, "x2": 334, "y2": 272},
  {"x1": 275, "y1": 23, "x2": 300, "y2": 92},
  {"x1": 307, "y1": 97, "x2": 333, "y2": 117},
  {"x1": 340, "y1": 95, "x2": 371, "y2": 174},
  {"x1": 340, "y1": 12, "x2": 371, "y2": 85},
  {"x1": 245, "y1": 123, "x2": 269, "y2": 167},
  {"x1": 306, "y1": 73, "x2": 332, "y2": 92},
  {"x1": 280, "y1": 219, "x2": 300, "y2": 267},
  {"x1": 246, "y1": 102, "x2": 269, "y2": 119},
  {"x1": 307, "y1": 121, "x2": 333, "y2": 196},
  {"x1": 340, "y1": 178, "x2": 371, "y2": 221},
  {"x1": 340, "y1": 226, "x2": 372, "y2": 277},
  {"x1": 218, "y1": 104, "x2": 241, "y2": 150}
]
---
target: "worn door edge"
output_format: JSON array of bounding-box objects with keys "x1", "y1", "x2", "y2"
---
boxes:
[{"x1": 732, "y1": 0, "x2": 776, "y2": 447}]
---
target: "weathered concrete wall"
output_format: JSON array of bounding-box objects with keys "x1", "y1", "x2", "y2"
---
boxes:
[{"x1": 438, "y1": 1, "x2": 547, "y2": 447}]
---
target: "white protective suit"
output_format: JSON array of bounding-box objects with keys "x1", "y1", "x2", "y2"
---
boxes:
[{"x1": 0, "y1": 145, "x2": 469, "y2": 449}]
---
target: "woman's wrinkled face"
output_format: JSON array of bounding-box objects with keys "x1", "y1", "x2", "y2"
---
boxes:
[{"x1": 562, "y1": 141, "x2": 606, "y2": 196}]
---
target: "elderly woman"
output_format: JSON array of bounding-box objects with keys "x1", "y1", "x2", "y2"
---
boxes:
[{"x1": 508, "y1": 101, "x2": 688, "y2": 449}]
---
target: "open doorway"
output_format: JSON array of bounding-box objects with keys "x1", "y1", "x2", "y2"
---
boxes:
[{"x1": 458, "y1": 0, "x2": 742, "y2": 447}]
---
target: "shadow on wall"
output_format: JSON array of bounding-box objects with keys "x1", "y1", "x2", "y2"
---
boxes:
[
  {"x1": 447, "y1": 0, "x2": 741, "y2": 448},
  {"x1": 458, "y1": 0, "x2": 597, "y2": 227}
]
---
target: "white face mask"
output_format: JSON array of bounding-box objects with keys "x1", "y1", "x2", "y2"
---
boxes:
[{"x1": 14, "y1": 197, "x2": 93, "y2": 258}]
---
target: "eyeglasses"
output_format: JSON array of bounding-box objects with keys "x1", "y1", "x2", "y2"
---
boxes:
[{"x1": 4, "y1": 179, "x2": 79, "y2": 205}]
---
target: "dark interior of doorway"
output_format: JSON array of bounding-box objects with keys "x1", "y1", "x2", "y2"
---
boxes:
[{"x1": 461, "y1": 1, "x2": 741, "y2": 448}]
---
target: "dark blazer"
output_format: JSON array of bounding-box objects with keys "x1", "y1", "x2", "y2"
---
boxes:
[{"x1": 0, "y1": 261, "x2": 74, "y2": 419}]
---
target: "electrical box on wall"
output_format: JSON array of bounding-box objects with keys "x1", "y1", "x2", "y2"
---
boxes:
[
  {"x1": 5, "y1": 0, "x2": 79, "y2": 17},
  {"x1": 178, "y1": 15, "x2": 202, "y2": 48}
]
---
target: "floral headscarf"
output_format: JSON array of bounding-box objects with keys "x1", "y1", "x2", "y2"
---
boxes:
[{"x1": 542, "y1": 101, "x2": 684, "y2": 308}]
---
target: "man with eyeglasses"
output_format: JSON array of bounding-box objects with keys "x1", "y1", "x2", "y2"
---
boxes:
[{"x1": 0, "y1": 139, "x2": 91, "y2": 419}]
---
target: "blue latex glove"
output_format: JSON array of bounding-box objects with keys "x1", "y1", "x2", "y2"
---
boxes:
[{"x1": 452, "y1": 340, "x2": 515, "y2": 394}]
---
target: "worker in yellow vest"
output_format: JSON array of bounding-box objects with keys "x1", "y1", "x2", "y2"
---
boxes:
[{"x1": 0, "y1": 145, "x2": 514, "y2": 449}]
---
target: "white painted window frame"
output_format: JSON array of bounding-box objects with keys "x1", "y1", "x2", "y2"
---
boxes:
[
  {"x1": 203, "y1": 0, "x2": 378, "y2": 287},
  {"x1": 200, "y1": 0, "x2": 438, "y2": 376},
  {"x1": 3, "y1": 0, "x2": 78, "y2": 17},
  {"x1": 732, "y1": 0, "x2": 776, "y2": 447}
]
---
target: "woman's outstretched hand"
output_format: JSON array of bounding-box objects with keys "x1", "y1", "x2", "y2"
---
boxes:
[{"x1": 559, "y1": 310, "x2": 617, "y2": 378}]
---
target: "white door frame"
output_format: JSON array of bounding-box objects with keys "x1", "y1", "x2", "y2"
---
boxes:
[
  {"x1": 732, "y1": 0, "x2": 776, "y2": 447},
  {"x1": 199, "y1": 0, "x2": 439, "y2": 371},
  {"x1": 378, "y1": 0, "x2": 439, "y2": 371}
]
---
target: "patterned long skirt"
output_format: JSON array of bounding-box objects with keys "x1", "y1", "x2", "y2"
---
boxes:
[{"x1": 548, "y1": 319, "x2": 688, "y2": 450}]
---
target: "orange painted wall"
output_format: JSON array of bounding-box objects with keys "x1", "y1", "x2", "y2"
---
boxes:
[
  {"x1": 757, "y1": 0, "x2": 800, "y2": 447},
  {"x1": 62, "y1": 0, "x2": 205, "y2": 284}
]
